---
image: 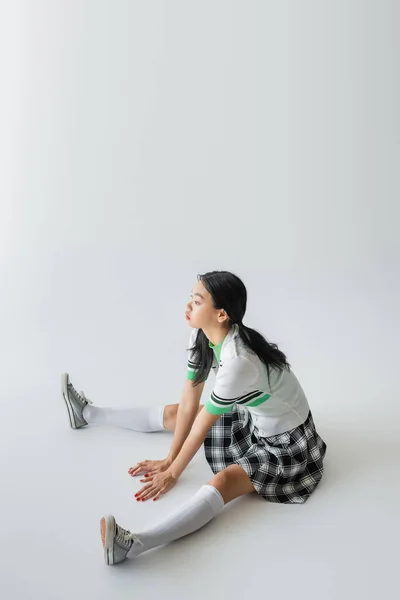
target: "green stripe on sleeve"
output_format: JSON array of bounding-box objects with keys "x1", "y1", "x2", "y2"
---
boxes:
[
  {"x1": 242, "y1": 393, "x2": 271, "y2": 407},
  {"x1": 205, "y1": 398, "x2": 233, "y2": 415},
  {"x1": 187, "y1": 368, "x2": 196, "y2": 380}
]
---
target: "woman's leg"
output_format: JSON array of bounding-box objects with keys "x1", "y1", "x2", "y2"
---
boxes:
[
  {"x1": 162, "y1": 404, "x2": 203, "y2": 431},
  {"x1": 83, "y1": 403, "x2": 166, "y2": 432},
  {"x1": 100, "y1": 465, "x2": 256, "y2": 564},
  {"x1": 208, "y1": 463, "x2": 256, "y2": 503},
  {"x1": 62, "y1": 372, "x2": 203, "y2": 432},
  {"x1": 83, "y1": 403, "x2": 203, "y2": 432}
]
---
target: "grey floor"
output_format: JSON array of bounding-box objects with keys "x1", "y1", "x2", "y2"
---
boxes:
[
  {"x1": 1, "y1": 372, "x2": 398, "y2": 600},
  {"x1": 2, "y1": 1, "x2": 399, "y2": 598}
]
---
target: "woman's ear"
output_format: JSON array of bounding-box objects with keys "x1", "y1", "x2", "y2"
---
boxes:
[{"x1": 217, "y1": 309, "x2": 229, "y2": 323}]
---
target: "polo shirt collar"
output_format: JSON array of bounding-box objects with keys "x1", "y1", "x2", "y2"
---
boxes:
[{"x1": 208, "y1": 325, "x2": 239, "y2": 361}]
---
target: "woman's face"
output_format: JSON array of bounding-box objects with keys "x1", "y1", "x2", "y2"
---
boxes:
[{"x1": 185, "y1": 280, "x2": 223, "y2": 329}]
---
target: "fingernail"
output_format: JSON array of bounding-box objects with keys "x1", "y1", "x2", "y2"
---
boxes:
[
  {"x1": 142, "y1": 498, "x2": 145, "y2": 502},
  {"x1": 145, "y1": 474, "x2": 149, "y2": 477},
  {"x1": 134, "y1": 493, "x2": 138, "y2": 497},
  {"x1": 153, "y1": 498, "x2": 157, "y2": 501},
  {"x1": 136, "y1": 498, "x2": 140, "y2": 502}
]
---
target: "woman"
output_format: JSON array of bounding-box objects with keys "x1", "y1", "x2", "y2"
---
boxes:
[{"x1": 61, "y1": 270, "x2": 327, "y2": 566}]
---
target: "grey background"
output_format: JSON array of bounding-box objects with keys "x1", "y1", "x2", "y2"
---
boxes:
[{"x1": 1, "y1": 1, "x2": 399, "y2": 598}]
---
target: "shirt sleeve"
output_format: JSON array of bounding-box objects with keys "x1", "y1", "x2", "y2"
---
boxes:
[{"x1": 205, "y1": 356, "x2": 263, "y2": 415}]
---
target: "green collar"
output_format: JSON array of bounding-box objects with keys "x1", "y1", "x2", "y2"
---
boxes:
[{"x1": 208, "y1": 338, "x2": 225, "y2": 363}]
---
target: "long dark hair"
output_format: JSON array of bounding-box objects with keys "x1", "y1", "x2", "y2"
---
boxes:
[{"x1": 190, "y1": 271, "x2": 290, "y2": 386}]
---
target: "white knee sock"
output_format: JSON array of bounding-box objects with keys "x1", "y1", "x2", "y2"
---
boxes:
[
  {"x1": 128, "y1": 485, "x2": 225, "y2": 558},
  {"x1": 82, "y1": 404, "x2": 166, "y2": 432}
]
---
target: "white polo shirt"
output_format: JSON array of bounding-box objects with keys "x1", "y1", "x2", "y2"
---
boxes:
[{"x1": 187, "y1": 325, "x2": 310, "y2": 437}]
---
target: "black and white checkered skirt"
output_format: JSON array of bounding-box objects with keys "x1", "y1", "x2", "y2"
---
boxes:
[{"x1": 204, "y1": 406, "x2": 327, "y2": 504}]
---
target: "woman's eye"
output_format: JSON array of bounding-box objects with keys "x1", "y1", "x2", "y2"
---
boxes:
[{"x1": 194, "y1": 301, "x2": 200, "y2": 305}]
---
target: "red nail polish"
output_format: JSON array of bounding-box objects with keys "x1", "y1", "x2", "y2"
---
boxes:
[
  {"x1": 134, "y1": 494, "x2": 138, "y2": 497},
  {"x1": 142, "y1": 498, "x2": 145, "y2": 502},
  {"x1": 145, "y1": 474, "x2": 149, "y2": 478},
  {"x1": 136, "y1": 498, "x2": 140, "y2": 502},
  {"x1": 153, "y1": 498, "x2": 157, "y2": 501}
]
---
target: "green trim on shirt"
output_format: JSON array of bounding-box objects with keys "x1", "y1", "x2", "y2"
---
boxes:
[
  {"x1": 205, "y1": 391, "x2": 271, "y2": 414},
  {"x1": 244, "y1": 393, "x2": 271, "y2": 407},
  {"x1": 187, "y1": 334, "x2": 226, "y2": 382},
  {"x1": 205, "y1": 399, "x2": 232, "y2": 415},
  {"x1": 187, "y1": 369, "x2": 196, "y2": 380},
  {"x1": 208, "y1": 338, "x2": 224, "y2": 364}
]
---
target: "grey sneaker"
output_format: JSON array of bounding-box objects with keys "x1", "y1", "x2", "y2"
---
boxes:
[
  {"x1": 61, "y1": 372, "x2": 93, "y2": 429},
  {"x1": 100, "y1": 515, "x2": 143, "y2": 565}
]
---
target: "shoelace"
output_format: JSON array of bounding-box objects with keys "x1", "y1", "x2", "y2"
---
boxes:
[
  {"x1": 115, "y1": 523, "x2": 143, "y2": 548},
  {"x1": 68, "y1": 383, "x2": 93, "y2": 405}
]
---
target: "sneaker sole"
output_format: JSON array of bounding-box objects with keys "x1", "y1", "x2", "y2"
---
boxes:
[
  {"x1": 61, "y1": 372, "x2": 78, "y2": 429},
  {"x1": 100, "y1": 515, "x2": 115, "y2": 565}
]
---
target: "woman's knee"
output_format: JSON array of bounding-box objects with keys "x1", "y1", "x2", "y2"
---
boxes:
[
  {"x1": 209, "y1": 470, "x2": 230, "y2": 490},
  {"x1": 163, "y1": 403, "x2": 204, "y2": 431},
  {"x1": 208, "y1": 465, "x2": 256, "y2": 504},
  {"x1": 163, "y1": 404, "x2": 179, "y2": 431}
]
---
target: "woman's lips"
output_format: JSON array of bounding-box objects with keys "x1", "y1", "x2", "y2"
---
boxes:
[{"x1": 185, "y1": 313, "x2": 190, "y2": 320}]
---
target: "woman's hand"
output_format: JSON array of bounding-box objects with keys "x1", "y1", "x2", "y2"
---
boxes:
[
  {"x1": 128, "y1": 457, "x2": 171, "y2": 478},
  {"x1": 134, "y1": 470, "x2": 178, "y2": 502}
]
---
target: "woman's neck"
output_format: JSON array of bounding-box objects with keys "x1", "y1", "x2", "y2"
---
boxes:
[{"x1": 202, "y1": 323, "x2": 231, "y2": 346}]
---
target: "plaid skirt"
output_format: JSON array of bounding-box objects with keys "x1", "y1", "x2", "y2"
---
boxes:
[{"x1": 204, "y1": 406, "x2": 327, "y2": 504}]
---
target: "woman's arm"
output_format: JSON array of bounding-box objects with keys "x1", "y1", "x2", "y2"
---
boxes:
[
  {"x1": 166, "y1": 378, "x2": 205, "y2": 464},
  {"x1": 129, "y1": 378, "x2": 205, "y2": 478},
  {"x1": 169, "y1": 407, "x2": 220, "y2": 478},
  {"x1": 134, "y1": 407, "x2": 220, "y2": 501}
]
